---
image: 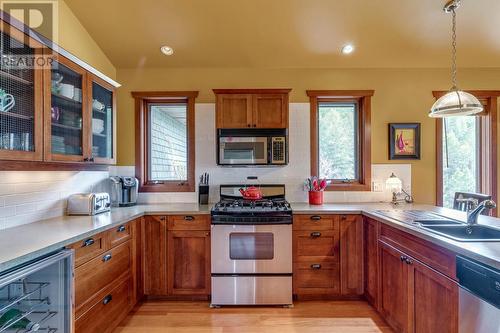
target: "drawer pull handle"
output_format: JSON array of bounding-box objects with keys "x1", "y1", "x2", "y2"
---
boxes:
[
  {"x1": 310, "y1": 215, "x2": 321, "y2": 221},
  {"x1": 117, "y1": 225, "x2": 126, "y2": 233},
  {"x1": 82, "y1": 238, "x2": 95, "y2": 247},
  {"x1": 311, "y1": 264, "x2": 322, "y2": 269},
  {"x1": 103, "y1": 294, "x2": 113, "y2": 305},
  {"x1": 184, "y1": 216, "x2": 195, "y2": 221},
  {"x1": 310, "y1": 232, "x2": 322, "y2": 238},
  {"x1": 102, "y1": 254, "x2": 112, "y2": 262}
]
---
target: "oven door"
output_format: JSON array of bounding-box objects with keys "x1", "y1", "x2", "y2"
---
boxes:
[
  {"x1": 219, "y1": 137, "x2": 268, "y2": 165},
  {"x1": 211, "y1": 224, "x2": 292, "y2": 274}
]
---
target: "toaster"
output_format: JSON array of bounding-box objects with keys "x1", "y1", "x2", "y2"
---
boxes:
[{"x1": 67, "y1": 193, "x2": 111, "y2": 216}]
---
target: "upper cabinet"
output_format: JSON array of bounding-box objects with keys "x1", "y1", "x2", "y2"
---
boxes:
[
  {"x1": 88, "y1": 75, "x2": 116, "y2": 164},
  {"x1": 213, "y1": 89, "x2": 291, "y2": 129},
  {"x1": 45, "y1": 56, "x2": 88, "y2": 163},
  {"x1": 0, "y1": 20, "x2": 44, "y2": 162},
  {"x1": 0, "y1": 15, "x2": 119, "y2": 170}
]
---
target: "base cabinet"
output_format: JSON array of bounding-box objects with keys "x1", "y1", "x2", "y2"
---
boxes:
[
  {"x1": 167, "y1": 230, "x2": 211, "y2": 295},
  {"x1": 379, "y1": 240, "x2": 458, "y2": 333},
  {"x1": 143, "y1": 215, "x2": 211, "y2": 298}
]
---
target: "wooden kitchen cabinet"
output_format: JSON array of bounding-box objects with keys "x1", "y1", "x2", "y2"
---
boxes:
[
  {"x1": 363, "y1": 217, "x2": 379, "y2": 307},
  {"x1": 379, "y1": 240, "x2": 458, "y2": 333},
  {"x1": 339, "y1": 215, "x2": 364, "y2": 296},
  {"x1": 142, "y1": 215, "x2": 168, "y2": 296},
  {"x1": 167, "y1": 230, "x2": 211, "y2": 296},
  {"x1": 142, "y1": 215, "x2": 211, "y2": 298},
  {"x1": 215, "y1": 93, "x2": 253, "y2": 128},
  {"x1": 0, "y1": 16, "x2": 118, "y2": 170},
  {"x1": 0, "y1": 21, "x2": 45, "y2": 162},
  {"x1": 252, "y1": 93, "x2": 288, "y2": 128},
  {"x1": 214, "y1": 89, "x2": 291, "y2": 129}
]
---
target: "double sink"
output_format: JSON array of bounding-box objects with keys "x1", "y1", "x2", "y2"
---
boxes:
[{"x1": 375, "y1": 210, "x2": 500, "y2": 242}]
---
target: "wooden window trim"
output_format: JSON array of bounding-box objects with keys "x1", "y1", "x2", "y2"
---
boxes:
[
  {"x1": 132, "y1": 91, "x2": 198, "y2": 192},
  {"x1": 433, "y1": 90, "x2": 498, "y2": 215},
  {"x1": 307, "y1": 90, "x2": 374, "y2": 191}
]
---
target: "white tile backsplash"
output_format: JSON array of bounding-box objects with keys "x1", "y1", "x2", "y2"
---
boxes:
[
  {"x1": 111, "y1": 103, "x2": 412, "y2": 204},
  {"x1": 0, "y1": 171, "x2": 109, "y2": 230}
]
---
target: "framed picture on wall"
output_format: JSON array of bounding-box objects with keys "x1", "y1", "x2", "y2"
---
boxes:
[{"x1": 389, "y1": 123, "x2": 421, "y2": 160}]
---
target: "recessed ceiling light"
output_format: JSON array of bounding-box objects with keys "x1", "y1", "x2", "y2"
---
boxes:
[
  {"x1": 341, "y1": 44, "x2": 355, "y2": 55},
  {"x1": 160, "y1": 45, "x2": 174, "y2": 56}
]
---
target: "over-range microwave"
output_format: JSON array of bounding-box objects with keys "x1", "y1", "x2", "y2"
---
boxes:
[{"x1": 217, "y1": 129, "x2": 288, "y2": 166}]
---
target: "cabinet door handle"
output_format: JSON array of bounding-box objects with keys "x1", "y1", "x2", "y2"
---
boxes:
[
  {"x1": 89, "y1": 157, "x2": 95, "y2": 162},
  {"x1": 310, "y1": 232, "x2": 322, "y2": 238},
  {"x1": 311, "y1": 264, "x2": 322, "y2": 269},
  {"x1": 117, "y1": 225, "x2": 126, "y2": 233},
  {"x1": 160, "y1": 216, "x2": 166, "y2": 221},
  {"x1": 83, "y1": 157, "x2": 89, "y2": 162},
  {"x1": 102, "y1": 294, "x2": 113, "y2": 305},
  {"x1": 405, "y1": 258, "x2": 413, "y2": 265},
  {"x1": 184, "y1": 216, "x2": 195, "y2": 221},
  {"x1": 102, "y1": 254, "x2": 112, "y2": 262},
  {"x1": 341, "y1": 215, "x2": 347, "y2": 220},
  {"x1": 247, "y1": 124, "x2": 251, "y2": 127},
  {"x1": 310, "y1": 215, "x2": 321, "y2": 221},
  {"x1": 253, "y1": 124, "x2": 256, "y2": 127},
  {"x1": 82, "y1": 238, "x2": 95, "y2": 247},
  {"x1": 400, "y1": 255, "x2": 407, "y2": 262}
]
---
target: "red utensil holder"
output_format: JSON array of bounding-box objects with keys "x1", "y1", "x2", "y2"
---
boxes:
[{"x1": 308, "y1": 191, "x2": 323, "y2": 205}]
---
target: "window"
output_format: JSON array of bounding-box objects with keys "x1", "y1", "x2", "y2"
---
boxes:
[
  {"x1": 133, "y1": 91, "x2": 198, "y2": 192},
  {"x1": 307, "y1": 90, "x2": 374, "y2": 191},
  {"x1": 434, "y1": 91, "x2": 498, "y2": 213}
]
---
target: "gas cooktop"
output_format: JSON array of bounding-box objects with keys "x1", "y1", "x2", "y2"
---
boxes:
[{"x1": 211, "y1": 184, "x2": 292, "y2": 224}]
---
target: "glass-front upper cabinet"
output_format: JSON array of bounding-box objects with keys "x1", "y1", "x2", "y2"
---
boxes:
[
  {"x1": 0, "y1": 21, "x2": 44, "y2": 161},
  {"x1": 89, "y1": 75, "x2": 115, "y2": 164},
  {"x1": 45, "y1": 56, "x2": 88, "y2": 162}
]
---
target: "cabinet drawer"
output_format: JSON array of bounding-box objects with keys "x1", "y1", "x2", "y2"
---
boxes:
[
  {"x1": 293, "y1": 230, "x2": 339, "y2": 262},
  {"x1": 67, "y1": 232, "x2": 107, "y2": 267},
  {"x1": 294, "y1": 261, "x2": 340, "y2": 294},
  {"x1": 379, "y1": 224, "x2": 456, "y2": 279},
  {"x1": 168, "y1": 215, "x2": 210, "y2": 230},
  {"x1": 75, "y1": 241, "x2": 131, "y2": 311},
  {"x1": 108, "y1": 223, "x2": 131, "y2": 248},
  {"x1": 293, "y1": 215, "x2": 337, "y2": 230},
  {"x1": 75, "y1": 275, "x2": 131, "y2": 333}
]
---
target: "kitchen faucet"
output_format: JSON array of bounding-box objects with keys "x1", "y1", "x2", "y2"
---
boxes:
[{"x1": 466, "y1": 200, "x2": 496, "y2": 226}]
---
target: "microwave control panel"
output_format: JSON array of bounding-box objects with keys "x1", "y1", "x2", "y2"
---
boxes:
[{"x1": 271, "y1": 137, "x2": 286, "y2": 164}]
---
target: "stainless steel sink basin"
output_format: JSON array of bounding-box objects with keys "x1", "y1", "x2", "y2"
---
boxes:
[
  {"x1": 421, "y1": 224, "x2": 500, "y2": 242},
  {"x1": 415, "y1": 219, "x2": 463, "y2": 226}
]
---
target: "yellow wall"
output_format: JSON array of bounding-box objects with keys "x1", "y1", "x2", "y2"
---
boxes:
[
  {"x1": 115, "y1": 67, "x2": 500, "y2": 204},
  {"x1": 54, "y1": 0, "x2": 116, "y2": 79}
]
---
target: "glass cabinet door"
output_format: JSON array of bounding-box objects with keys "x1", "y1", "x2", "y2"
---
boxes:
[
  {"x1": 47, "y1": 59, "x2": 86, "y2": 161},
  {"x1": 90, "y1": 79, "x2": 114, "y2": 163},
  {"x1": 0, "y1": 24, "x2": 43, "y2": 161}
]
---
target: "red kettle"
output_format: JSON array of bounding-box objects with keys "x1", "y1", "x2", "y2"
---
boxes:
[{"x1": 239, "y1": 186, "x2": 263, "y2": 200}]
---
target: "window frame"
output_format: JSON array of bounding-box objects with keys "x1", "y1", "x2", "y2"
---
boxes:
[
  {"x1": 434, "y1": 90, "x2": 499, "y2": 215},
  {"x1": 132, "y1": 91, "x2": 198, "y2": 192},
  {"x1": 307, "y1": 90, "x2": 374, "y2": 191}
]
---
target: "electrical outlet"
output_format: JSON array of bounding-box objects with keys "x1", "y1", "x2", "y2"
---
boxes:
[{"x1": 372, "y1": 181, "x2": 384, "y2": 192}]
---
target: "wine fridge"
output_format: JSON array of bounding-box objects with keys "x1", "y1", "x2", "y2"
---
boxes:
[{"x1": 0, "y1": 250, "x2": 73, "y2": 333}]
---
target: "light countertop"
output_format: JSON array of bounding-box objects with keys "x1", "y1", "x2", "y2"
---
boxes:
[{"x1": 1, "y1": 202, "x2": 500, "y2": 273}]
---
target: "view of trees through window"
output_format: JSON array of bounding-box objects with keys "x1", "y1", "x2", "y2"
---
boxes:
[
  {"x1": 318, "y1": 103, "x2": 358, "y2": 180},
  {"x1": 442, "y1": 116, "x2": 479, "y2": 208}
]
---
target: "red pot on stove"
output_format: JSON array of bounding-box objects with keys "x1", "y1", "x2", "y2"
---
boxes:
[{"x1": 239, "y1": 186, "x2": 263, "y2": 200}]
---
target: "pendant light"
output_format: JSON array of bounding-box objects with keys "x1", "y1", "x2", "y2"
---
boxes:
[{"x1": 429, "y1": 0, "x2": 483, "y2": 118}]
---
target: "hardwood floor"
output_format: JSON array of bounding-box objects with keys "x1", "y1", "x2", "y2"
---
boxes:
[{"x1": 114, "y1": 300, "x2": 393, "y2": 333}]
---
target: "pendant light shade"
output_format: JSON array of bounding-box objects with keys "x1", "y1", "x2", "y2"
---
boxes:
[
  {"x1": 429, "y1": 90, "x2": 483, "y2": 118},
  {"x1": 429, "y1": 0, "x2": 484, "y2": 118}
]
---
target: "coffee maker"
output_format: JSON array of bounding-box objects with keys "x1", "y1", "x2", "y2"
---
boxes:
[{"x1": 109, "y1": 176, "x2": 139, "y2": 207}]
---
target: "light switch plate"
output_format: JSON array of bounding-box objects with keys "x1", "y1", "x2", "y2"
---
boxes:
[{"x1": 372, "y1": 181, "x2": 384, "y2": 192}]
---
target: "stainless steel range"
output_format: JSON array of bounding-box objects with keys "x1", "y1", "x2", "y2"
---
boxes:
[{"x1": 210, "y1": 184, "x2": 293, "y2": 307}]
